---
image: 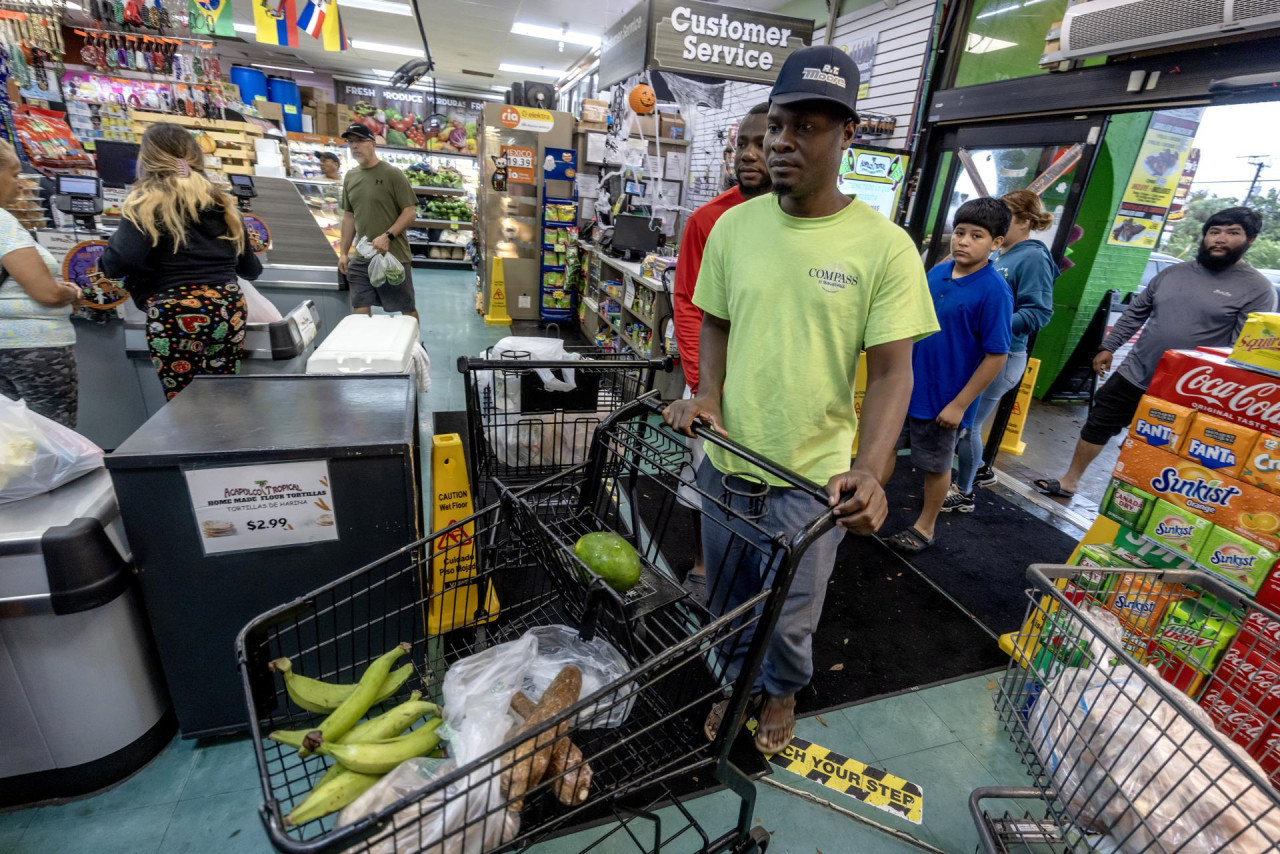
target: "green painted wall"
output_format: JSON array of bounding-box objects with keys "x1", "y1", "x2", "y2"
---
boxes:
[
  {"x1": 953, "y1": 0, "x2": 1068, "y2": 88},
  {"x1": 1031, "y1": 112, "x2": 1154, "y2": 396},
  {"x1": 775, "y1": 0, "x2": 884, "y2": 27}
]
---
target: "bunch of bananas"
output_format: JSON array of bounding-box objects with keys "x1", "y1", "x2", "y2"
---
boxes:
[{"x1": 267, "y1": 643, "x2": 446, "y2": 827}]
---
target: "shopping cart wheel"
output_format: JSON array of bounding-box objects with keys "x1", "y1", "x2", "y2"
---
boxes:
[{"x1": 747, "y1": 825, "x2": 770, "y2": 852}]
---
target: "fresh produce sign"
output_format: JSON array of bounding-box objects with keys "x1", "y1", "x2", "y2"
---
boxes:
[{"x1": 336, "y1": 79, "x2": 482, "y2": 153}]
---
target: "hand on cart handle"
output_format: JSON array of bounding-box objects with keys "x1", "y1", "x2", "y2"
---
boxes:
[
  {"x1": 824, "y1": 468, "x2": 888, "y2": 534},
  {"x1": 662, "y1": 396, "x2": 728, "y2": 438}
]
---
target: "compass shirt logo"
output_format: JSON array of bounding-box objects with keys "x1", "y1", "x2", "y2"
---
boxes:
[{"x1": 809, "y1": 266, "x2": 859, "y2": 294}]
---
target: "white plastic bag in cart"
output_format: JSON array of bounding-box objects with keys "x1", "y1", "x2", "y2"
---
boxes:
[
  {"x1": 338, "y1": 634, "x2": 537, "y2": 854},
  {"x1": 238, "y1": 278, "x2": 282, "y2": 323},
  {"x1": 1029, "y1": 605, "x2": 1280, "y2": 852},
  {"x1": 0, "y1": 396, "x2": 104, "y2": 504},
  {"x1": 476, "y1": 338, "x2": 581, "y2": 469},
  {"x1": 523, "y1": 625, "x2": 634, "y2": 729}
]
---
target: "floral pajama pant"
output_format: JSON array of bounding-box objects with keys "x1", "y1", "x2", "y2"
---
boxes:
[{"x1": 145, "y1": 282, "x2": 247, "y2": 400}]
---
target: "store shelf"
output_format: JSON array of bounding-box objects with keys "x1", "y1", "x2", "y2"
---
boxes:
[
  {"x1": 413, "y1": 257, "x2": 471, "y2": 268},
  {"x1": 623, "y1": 304, "x2": 656, "y2": 327},
  {"x1": 415, "y1": 219, "x2": 474, "y2": 229},
  {"x1": 379, "y1": 143, "x2": 476, "y2": 159},
  {"x1": 412, "y1": 185, "x2": 467, "y2": 196},
  {"x1": 410, "y1": 240, "x2": 470, "y2": 248}
]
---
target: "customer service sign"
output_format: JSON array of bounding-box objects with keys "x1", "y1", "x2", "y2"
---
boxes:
[{"x1": 648, "y1": 1, "x2": 813, "y2": 85}]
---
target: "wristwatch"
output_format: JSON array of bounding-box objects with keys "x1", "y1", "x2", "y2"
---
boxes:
[{"x1": 384, "y1": 230, "x2": 395, "y2": 241}]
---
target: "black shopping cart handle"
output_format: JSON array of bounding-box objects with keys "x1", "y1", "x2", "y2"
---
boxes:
[{"x1": 457, "y1": 355, "x2": 672, "y2": 372}]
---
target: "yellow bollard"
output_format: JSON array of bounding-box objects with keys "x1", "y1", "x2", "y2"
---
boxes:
[
  {"x1": 426, "y1": 434, "x2": 499, "y2": 634},
  {"x1": 484, "y1": 255, "x2": 512, "y2": 326},
  {"x1": 1000, "y1": 358, "x2": 1040, "y2": 456}
]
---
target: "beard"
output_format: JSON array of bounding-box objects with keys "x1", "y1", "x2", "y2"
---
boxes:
[{"x1": 1198, "y1": 242, "x2": 1248, "y2": 271}]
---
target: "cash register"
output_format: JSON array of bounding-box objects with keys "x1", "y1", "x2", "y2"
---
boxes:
[{"x1": 53, "y1": 175, "x2": 104, "y2": 230}]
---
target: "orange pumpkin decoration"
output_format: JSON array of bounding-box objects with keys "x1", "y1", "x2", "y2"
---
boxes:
[{"x1": 628, "y1": 83, "x2": 657, "y2": 115}]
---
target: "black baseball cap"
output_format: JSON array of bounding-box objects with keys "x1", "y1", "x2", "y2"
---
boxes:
[
  {"x1": 769, "y1": 45, "x2": 860, "y2": 119},
  {"x1": 341, "y1": 123, "x2": 376, "y2": 142},
  {"x1": 316, "y1": 151, "x2": 340, "y2": 162}
]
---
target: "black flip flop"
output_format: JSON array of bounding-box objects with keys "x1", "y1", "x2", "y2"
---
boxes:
[
  {"x1": 1033, "y1": 478, "x2": 1076, "y2": 498},
  {"x1": 885, "y1": 526, "x2": 934, "y2": 554}
]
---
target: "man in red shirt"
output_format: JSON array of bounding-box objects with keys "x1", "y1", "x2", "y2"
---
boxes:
[{"x1": 674, "y1": 102, "x2": 770, "y2": 599}]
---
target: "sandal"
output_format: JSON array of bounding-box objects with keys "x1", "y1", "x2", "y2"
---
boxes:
[
  {"x1": 683, "y1": 570, "x2": 707, "y2": 605},
  {"x1": 705, "y1": 693, "x2": 761, "y2": 742},
  {"x1": 754, "y1": 693, "x2": 796, "y2": 755},
  {"x1": 1033, "y1": 478, "x2": 1076, "y2": 498},
  {"x1": 885, "y1": 526, "x2": 934, "y2": 555}
]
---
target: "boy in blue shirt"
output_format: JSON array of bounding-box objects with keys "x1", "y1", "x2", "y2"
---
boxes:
[{"x1": 886, "y1": 198, "x2": 1013, "y2": 553}]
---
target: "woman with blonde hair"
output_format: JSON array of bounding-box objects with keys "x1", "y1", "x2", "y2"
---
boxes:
[
  {"x1": 944, "y1": 188, "x2": 1057, "y2": 512},
  {"x1": 0, "y1": 139, "x2": 82, "y2": 426},
  {"x1": 100, "y1": 123, "x2": 262, "y2": 399}
]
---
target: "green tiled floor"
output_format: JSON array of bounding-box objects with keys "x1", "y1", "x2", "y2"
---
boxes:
[{"x1": 0, "y1": 269, "x2": 1040, "y2": 853}]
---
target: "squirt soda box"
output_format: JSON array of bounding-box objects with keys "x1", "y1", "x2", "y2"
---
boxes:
[
  {"x1": 1112, "y1": 437, "x2": 1280, "y2": 552},
  {"x1": 1128, "y1": 394, "x2": 1194, "y2": 451},
  {"x1": 1180, "y1": 411, "x2": 1258, "y2": 478},
  {"x1": 1199, "y1": 525, "x2": 1279, "y2": 594},
  {"x1": 1241, "y1": 432, "x2": 1280, "y2": 495},
  {"x1": 1230, "y1": 312, "x2": 1280, "y2": 377},
  {"x1": 1144, "y1": 498, "x2": 1214, "y2": 558}
]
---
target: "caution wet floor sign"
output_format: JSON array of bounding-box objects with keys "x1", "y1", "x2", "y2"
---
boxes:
[{"x1": 750, "y1": 723, "x2": 924, "y2": 824}]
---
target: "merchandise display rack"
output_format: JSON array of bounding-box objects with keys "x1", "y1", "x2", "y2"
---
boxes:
[
  {"x1": 539, "y1": 147, "x2": 579, "y2": 322},
  {"x1": 577, "y1": 243, "x2": 670, "y2": 361}
]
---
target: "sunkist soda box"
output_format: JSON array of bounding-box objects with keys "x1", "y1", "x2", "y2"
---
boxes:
[
  {"x1": 1127, "y1": 394, "x2": 1194, "y2": 451},
  {"x1": 1144, "y1": 498, "x2": 1214, "y2": 557},
  {"x1": 1181, "y1": 412, "x2": 1259, "y2": 478},
  {"x1": 1105, "y1": 571, "x2": 1188, "y2": 634},
  {"x1": 1231, "y1": 312, "x2": 1280, "y2": 378},
  {"x1": 1199, "y1": 525, "x2": 1279, "y2": 594}
]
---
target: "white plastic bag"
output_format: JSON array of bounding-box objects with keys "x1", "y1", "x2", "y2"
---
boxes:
[
  {"x1": 476, "y1": 338, "x2": 582, "y2": 468},
  {"x1": 356, "y1": 236, "x2": 406, "y2": 289},
  {"x1": 1030, "y1": 605, "x2": 1280, "y2": 852},
  {"x1": 0, "y1": 396, "x2": 104, "y2": 504},
  {"x1": 338, "y1": 635, "x2": 537, "y2": 854},
  {"x1": 523, "y1": 625, "x2": 634, "y2": 729},
  {"x1": 411, "y1": 343, "x2": 432, "y2": 393},
  {"x1": 239, "y1": 279, "x2": 282, "y2": 323}
]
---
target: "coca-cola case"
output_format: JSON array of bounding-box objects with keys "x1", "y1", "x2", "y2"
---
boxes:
[
  {"x1": 1199, "y1": 683, "x2": 1272, "y2": 753},
  {"x1": 1148, "y1": 349, "x2": 1280, "y2": 435}
]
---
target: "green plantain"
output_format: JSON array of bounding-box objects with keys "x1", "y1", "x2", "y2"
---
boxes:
[
  {"x1": 314, "y1": 717, "x2": 444, "y2": 775},
  {"x1": 284, "y1": 768, "x2": 381, "y2": 826},
  {"x1": 270, "y1": 658, "x2": 416, "y2": 715}
]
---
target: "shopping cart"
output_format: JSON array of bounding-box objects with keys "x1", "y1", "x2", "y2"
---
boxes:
[
  {"x1": 456, "y1": 345, "x2": 670, "y2": 504},
  {"x1": 973, "y1": 564, "x2": 1280, "y2": 853},
  {"x1": 237, "y1": 395, "x2": 842, "y2": 853}
]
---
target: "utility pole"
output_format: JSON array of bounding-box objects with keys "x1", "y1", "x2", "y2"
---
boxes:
[{"x1": 1244, "y1": 155, "x2": 1273, "y2": 204}]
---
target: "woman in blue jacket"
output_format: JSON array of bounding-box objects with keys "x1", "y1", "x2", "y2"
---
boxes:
[{"x1": 945, "y1": 190, "x2": 1057, "y2": 512}]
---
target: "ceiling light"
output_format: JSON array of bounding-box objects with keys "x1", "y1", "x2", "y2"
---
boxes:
[
  {"x1": 511, "y1": 22, "x2": 600, "y2": 48},
  {"x1": 350, "y1": 40, "x2": 426, "y2": 58},
  {"x1": 342, "y1": 0, "x2": 412, "y2": 15},
  {"x1": 234, "y1": 22, "x2": 254, "y2": 34},
  {"x1": 64, "y1": 1, "x2": 83, "y2": 9},
  {"x1": 491, "y1": 85, "x2": 510, "y2": 92},
  {"x1": 965, "y1": 34, "x2": 1018, "y2": 54},
  {"x1": 499, "y1": 63, "x2": 561, "y2": 78},
  {"x1": 253, "y1": 64, "x2": 315, "y2": 74},
  {"x1": 976, "y1": 3, "x2": 1020, "y2": 19}
]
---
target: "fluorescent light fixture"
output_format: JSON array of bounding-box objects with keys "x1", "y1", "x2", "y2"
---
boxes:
[
  {"x1": 498, "y1": 63, "x2": 561, "y2": 78},
  {"x1": 343, "y1": 0, "x2": 412, "y2": 15},
  {"x1": 234, "y1": 22, "x2": 254, "y2": 34},
  {"x1": 511, "y1": 22, "x2": 601, "y2": 48},
  {"x1": 64, "y1": 1, "x2": 82, "y2": 9},
  {"x1": 350, "y1": 39, "x2": 426, "y2": 58},
  {"x1": 965, "y1": 34, "x2": 1018, "y2": 54},
  {"x1": 253, "y1": 64, "x2": 315, "y2": 74},
  {"x1": 976, "y1": 3, "x2": 1019, "y2": 19},
  {"x1": 491, "y1": 85, "x2": 510, "y2": 92}
]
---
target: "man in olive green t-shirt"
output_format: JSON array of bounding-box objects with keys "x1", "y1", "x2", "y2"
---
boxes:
[
  {"x1": 663, "y1": 46, "x2": 937, "y2": 755},
  {"x1": 338, "y1": 124, "x2": 419, "y2": 319}
]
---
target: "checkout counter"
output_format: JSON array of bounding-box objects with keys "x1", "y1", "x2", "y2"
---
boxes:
[
  {"x1": 43, "y1": 174, "x2": 352, "y2": 449},
  {"x1": 0, "y1": 469, "x2": 173, "y2": 806}
]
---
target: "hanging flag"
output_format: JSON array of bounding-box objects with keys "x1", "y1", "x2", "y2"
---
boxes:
[
  {"x1": 296, "y1": 0, "x2": 327, "y2": 40},
  {"x1": 189, "y1": 0, "x2": 236, "y2": 37},
  {"x1": 321, "y1": 1, "x2": 348, "y2": 51},
  {"x1": 254, "y1": 0, "x2": 299, "y2": 47}
]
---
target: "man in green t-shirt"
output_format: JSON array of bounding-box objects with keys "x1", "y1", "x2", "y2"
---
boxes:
[
  {"x1": 338, "y1": 124, "x2": 419, "y2": 319},
  {"x1": 663, "y1": 45, "x2": 938, "y2": 754}
]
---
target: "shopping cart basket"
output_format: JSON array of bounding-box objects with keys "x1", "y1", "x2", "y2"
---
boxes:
[
  {"x1": 237, "y1": 395, "x2": 843, "y2": 853},
  {"x1": 973, "y1": 564, "x2": 1280, "y2": 853},
  {"x1": 456, "y1": 346, "x2": 670, "y2": 500}
]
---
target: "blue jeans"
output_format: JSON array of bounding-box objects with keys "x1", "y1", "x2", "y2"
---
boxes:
[
  {"x1": 697, "y1": 457, "x2": 844, "y2": 697},
  {"x1": 956, "y1": 351, "x2": 1028, "y2": 493}
]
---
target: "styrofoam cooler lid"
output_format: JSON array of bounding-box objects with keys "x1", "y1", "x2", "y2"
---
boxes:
[{"x1": 306, "y1": 314, "x2": 419, "y2": 375}]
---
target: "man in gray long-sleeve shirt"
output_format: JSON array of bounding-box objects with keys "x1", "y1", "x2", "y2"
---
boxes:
[{"x1": 1037, "y1": 207, "x2": 1276, "y2": 498}]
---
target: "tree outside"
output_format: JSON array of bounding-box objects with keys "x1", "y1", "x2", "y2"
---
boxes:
[{"x1": 1160, "y1": 187, "x2": 1280, "y2": 270}]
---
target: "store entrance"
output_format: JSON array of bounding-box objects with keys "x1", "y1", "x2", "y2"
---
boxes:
[{"x1": 914, "y1": 117, "x2": 1106, "y2": 268}]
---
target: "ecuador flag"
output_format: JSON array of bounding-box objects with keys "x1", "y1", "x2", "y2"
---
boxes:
[
  {"x1": 321, "y1": 0, "x2": 348, "y2": 51},
  {"x1": 254, "y1": 0, "x2": 299, "y2": 47}
]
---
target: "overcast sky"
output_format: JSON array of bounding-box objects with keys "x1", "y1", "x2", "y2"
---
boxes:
[{"x1": 1187, "y1": 102, "x2": 1280, "y2": 201}]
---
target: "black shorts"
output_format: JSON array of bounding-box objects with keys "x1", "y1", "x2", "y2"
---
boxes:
[
  {"x1": 896, "y1": 416, "x2": 960, "y2": 474},
  {"x1": 1081, "y1": 372, "x2": 1146, "y2": 445},
  {"x1": 347, "y1": 258, "x2": 417, "y2": 313}
]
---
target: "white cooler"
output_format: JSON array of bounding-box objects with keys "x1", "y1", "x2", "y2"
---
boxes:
[{"x1": 306, "y1": 314, "x2": 420, "y2": 376}]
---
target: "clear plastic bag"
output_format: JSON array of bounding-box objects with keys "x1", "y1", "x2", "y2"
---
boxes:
[
  {"x1": 1030, "y1": 605, "x2": 1280, "y2": 852},
  {"x1": 239, "y1": 278, "x2": 282, "y2": 323},
  {"x1": 475, "y1": 338, "x2": 581, "y2": 468},
  {"x1": 523, "y1": 625, "x2": 634, "y2": 728},
  {"x1": 0, "y1": 396, "x2": 104, "y2": 504},
  {"x1": 337, "y1": 635, "x2": 537, "y2": 854},
  {"x1": 355, "y1": 237, "x2": 405, "y2": 288}
]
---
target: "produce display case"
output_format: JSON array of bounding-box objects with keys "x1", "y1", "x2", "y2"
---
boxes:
[
  {"x1": 290, "y1": 178, "x2": 343, "y2": 257},
  {"x1": 285, "y1": 132, "x2": 350, "y2": 180},
  {"x1": 372, "y1": 146, "x2": 478, "y2": 269}
]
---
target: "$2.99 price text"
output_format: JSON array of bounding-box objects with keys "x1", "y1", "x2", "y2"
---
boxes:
[{"x1": 247, "y1": 518, "x2": 290, "y2": 532}]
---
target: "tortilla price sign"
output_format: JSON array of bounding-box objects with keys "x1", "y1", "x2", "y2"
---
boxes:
[{"x1": 184, "y1": 460, "x2": 339, "y2": 555}]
